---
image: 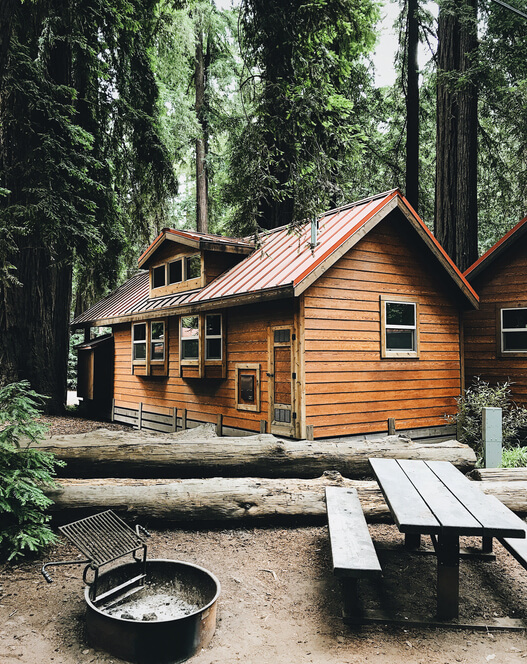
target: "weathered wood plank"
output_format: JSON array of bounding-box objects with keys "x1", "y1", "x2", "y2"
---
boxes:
[
  {"x1": 325, "y1": 486, "x2": 382, "y2": 578},
  {"x1": 369, "y1": 458, "x2": 440, "y2": 533}
]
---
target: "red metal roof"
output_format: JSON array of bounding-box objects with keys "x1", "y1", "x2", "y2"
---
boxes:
[
  {"x1": 464, "y1": 215, "x2": 527, "y2": 281},
  {"x1": 72, "y1": 189, "x2": 478, "y2": 327}
]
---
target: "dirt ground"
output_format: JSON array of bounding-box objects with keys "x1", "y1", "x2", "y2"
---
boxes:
[{"x1": 2, "y1": 414, "x2": 527, "y2": 664}]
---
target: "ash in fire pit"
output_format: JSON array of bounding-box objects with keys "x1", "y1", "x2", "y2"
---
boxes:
[{"x1": 104, "y1": 579, "x2": 204, "y2": 622}]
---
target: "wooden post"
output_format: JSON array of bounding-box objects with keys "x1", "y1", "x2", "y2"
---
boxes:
[
  {"x1": 216, "y1": 414, "x2": 223, "y2": 437},
  {"x1": 172, "y1": 407, "x2": 177, "y2": 433},
  {"x1": 181, "y1": 409, "x2": 187, "y2": 430},
  {"x1": 483, "y1": 407, "x2": 502, "y2": 469},
  {"x1": 388, "y1": 418, "x2": 396, "y2": 435},
  {"x1": 259, "y1": 420, "x2": 266, "y2": 434},
  {"x1": 111, "y1": 399, "x2": 115, "y2": 422},
  {"x1": 306, "y1": 425, "x2": 314, "y2": 441},
  {"x1": 138, "y1": 402, "x2": 143, "y2": 431}
]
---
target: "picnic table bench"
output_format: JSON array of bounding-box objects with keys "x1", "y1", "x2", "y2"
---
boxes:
[
  {"x1": 325, "y1": 486, "x2": 381, "y2": 616},
  {"x1": 326, "y1": 459, "x2": 527, "y2": 628}
]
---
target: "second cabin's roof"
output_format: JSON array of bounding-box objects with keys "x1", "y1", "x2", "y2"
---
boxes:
[
  {"x1": 72, "y1": 189, "x2": 478, "y2": 327},
  {"x1": 464, "y1": 214, "x2": 527, "y2": 282}
]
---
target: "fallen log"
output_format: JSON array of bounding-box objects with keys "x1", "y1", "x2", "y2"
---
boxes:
[
  {"x1": 44, "y1": 473, "x2": 390, "y2": 524},
  {"x1": 38, "y1": 428, "x2": 476, "y2": 479},
  {"x1": 468, "y1": 468, "x2": 527, "y2": 482},
  {"x1": 479, "y1": 481, "x2": 527, "y2": 514}
]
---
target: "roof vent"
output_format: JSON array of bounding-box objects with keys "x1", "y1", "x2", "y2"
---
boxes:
[{"x1": 310, "y1": 217, "x2": 319, "y2": 249}]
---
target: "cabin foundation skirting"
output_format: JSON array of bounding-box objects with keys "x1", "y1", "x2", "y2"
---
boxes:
[{"x1": 111, "y1": 400, "x2": 457, "y2": 443}]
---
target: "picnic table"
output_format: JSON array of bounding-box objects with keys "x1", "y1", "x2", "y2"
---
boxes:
[{"x1": 369, "y1": 458, "x2": 526, "y2": 622}]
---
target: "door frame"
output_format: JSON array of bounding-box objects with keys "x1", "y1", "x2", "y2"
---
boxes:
[{"x1": 268, "y1": 324, "x2": 297, "y2": 437}]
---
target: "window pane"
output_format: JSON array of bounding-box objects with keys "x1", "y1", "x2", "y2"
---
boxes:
[
  {"x1": 151, "y1": 321, "x2": 164, "y2": 340},
  {"x1": 206, "y1": 314, "x2": 221, "y2": 336},
  {"x1": 133, "y1": 342, "x2": 146, "y2": 360},
  {"x1": 386, "y1": 329, "x2": 415, "y2": 351},
  {"x1": 181, "y1": 316, "x2": 199, "y2": 334},
  {"x1": 151, "y1": 341, "x2": 165, "y2": 360},
  {"x1": 133, "y1": 324, "x2": 146, "y2": 341},
  {"x1": 386, "y1": 302, "x2": 415, "y2": 327},
  {"x1": 503, "y1": 331, "x2": 527, "y2": 352},
  {"x1": 182, "y1": 339, "x2": 199, "y2": 359},
  {"x1": 206, "y1": 338, "x2": 222, "y2": 360},
  {"x1": 274, "y1": 329, "x2": 290, "y2": 343},
  {"x1": 186, "y1": 255, "x2": 201, "y2": 280},
  {"x1": 503, "y1": 309, "x2": 527, "y2": 330},
  {"x1": 152, "y1": 265, "x2": 166, "y2": 289},
  {"x1": 169, "y1": 260, "x2": 183, "y2": 284}
]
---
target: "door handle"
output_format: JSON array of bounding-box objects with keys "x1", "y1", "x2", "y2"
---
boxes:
[{"x1": 266, "y1": 372, "x2": 274, "y2": 377}]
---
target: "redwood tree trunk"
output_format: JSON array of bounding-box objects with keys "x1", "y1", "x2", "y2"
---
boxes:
[
  {"x1": 405, "y1": 0, "x2": 420, "y2": 212},
  {"x1": 434, "y1": 0, "x2": 478, "y2": 272},
  {"x1": 195, "y1": 28, "x2": 208, "y2": 234}
]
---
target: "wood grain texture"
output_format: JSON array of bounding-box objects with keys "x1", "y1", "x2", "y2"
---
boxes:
[{"x1": 325, "y1": 486, "x2": 382, "y2": 578}]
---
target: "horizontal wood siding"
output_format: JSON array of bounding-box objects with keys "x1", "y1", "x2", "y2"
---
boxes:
[
  {"x1": 113, "y1": 300, "x2": 295, "y2": 433},
  {"x1": 303, "y1": 209, "x2": 463, "y2": 438},
  {"x1": 464, "y1": 234, "x2": 527, "y2": 406}
]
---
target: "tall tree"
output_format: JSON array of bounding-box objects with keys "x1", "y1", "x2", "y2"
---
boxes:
[
  {"x1": 0, "y1": 0, "x2": 175, "y2": 412},
  {"x1": 434, "y1": 0, "x2": 479, "y2": 271},
  {"x1": 405, "y1": 0, "x2": 420, "y2": 210},
  {"x1": 227, "y1": 0, "x2": 379, "y2": 232}
]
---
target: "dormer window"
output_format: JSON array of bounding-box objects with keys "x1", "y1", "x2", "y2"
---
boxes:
[{"x1": 150, "y1": 253, "x2": 202, "y2": 296}]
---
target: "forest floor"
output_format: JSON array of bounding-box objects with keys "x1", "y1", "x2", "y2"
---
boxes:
[{"x1": 1, "y1": 413, "x2": 527, "y2": 664}]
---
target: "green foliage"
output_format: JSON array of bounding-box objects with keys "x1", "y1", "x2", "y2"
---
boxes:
[
  {"x1": 449, "y1": 377, "x2": 527, "y2": 459},
  {"x1": 0, "y1": 381, "x2": 63, "y2": 561},
  {"x1": 226, "y1": 0, "x2": 380, "y2": 233},
  {"x1": 501, "y1": 447, "x2": 527, "y2": 468}
]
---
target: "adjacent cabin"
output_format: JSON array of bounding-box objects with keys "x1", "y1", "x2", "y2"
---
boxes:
[
  {"x1": 464, "y1": 216, "x2": 527, "y2": 407},
  {"x1": 72, "y1": 189, "x2": 478, "y2": 440}
]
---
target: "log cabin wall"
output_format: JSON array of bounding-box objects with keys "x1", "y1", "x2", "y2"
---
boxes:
[
  {"x1": 302, "y1": 209, "x2": 464, "y2": 439},
  {"x1": 464, "y1": 233, "x2": 527, "y2": 407},
  {"x1": 112, "y1": 299, "x2": 296, "y2": 434}
]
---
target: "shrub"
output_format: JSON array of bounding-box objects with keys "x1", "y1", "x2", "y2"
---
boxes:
[
  {"x1": 449, "y1": 377, "x2": 527, "y2": 459},
  {"x1": 501, "y1": 447, "x2": 527, "y2": 468},
  {"x1": 0, "y1": 381, "x2": 63, "y2": 560}
]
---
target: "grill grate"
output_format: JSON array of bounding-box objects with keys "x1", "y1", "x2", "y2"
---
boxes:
[{"x1": 59, "y1": 510, "x2": 145, "y2": 568}]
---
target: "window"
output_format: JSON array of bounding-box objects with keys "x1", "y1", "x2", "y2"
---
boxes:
[
  {"x1": 181, "y1": 316, "x2": 199, "y2": 360},
  {"x1": 381, "y1": 297, "x2": 419, "y2": 358},
  {"x1": 150, "y1": 321, "x2": 165, "y2": 361},
  {"x1": 132, "y1": 323, "x2": 147, "y2": 360},
  {"x1": 168, "y1": 259, "x2": 183, "y2": 284},
  {"x1": 131, "y1": 320, "x2": 168, "y2": 376},
  {"x1": 151, "y1": 253, "x2": 202, "y2": 294},
  {"x1": 186, "y1": 254, "x2": 201, "y2": 280},
  {"x1": 502, "y1": 307, "x2": 527, "y2": 352},
  {"x1": 205, "y1": 314, "x2": 222, "y2": 360},
  {"x1": 152, "y1": 265, "x2": 166, "y2": 289},
  {"x1": 235, "y1": 363, "x2": 260, "y2": 412}
]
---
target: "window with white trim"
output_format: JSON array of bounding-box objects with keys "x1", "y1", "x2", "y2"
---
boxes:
[
  {"x1": 151, "y1": 253, "x2": 202, "y2": 292},
  {"x1": 501, "y1": 307, "x2": 527, "y2": 352},
  {"x1": 205, "y1": 314, "x2": 222, "y2": 360},
  {"x1": 131, "y1": 320, "x2": 168, "y2": 376},
  {"x1": 181, "y1": 316, "x2": 199, "y2": 360},
  {"x1": 381, "y1": 298, "x2": 419, "y2": 358}
]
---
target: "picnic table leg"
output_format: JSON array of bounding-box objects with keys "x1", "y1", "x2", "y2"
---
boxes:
[
  {"x1": 341, "y1": 578, "x2": 361, "y2": 618},
  {"x1": 436, "y1": 533, "x2": 460, "y2": 620},
  {"x1": 405, "y1": 533, "x2": 421, "y2": 549},
  {"x1": 482, "y1": 536, "x2": 493, "y2": 554}
]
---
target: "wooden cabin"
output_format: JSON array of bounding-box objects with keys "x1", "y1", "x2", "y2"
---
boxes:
[
  {"x1": 464, "y1": 216, "x2": 527, "y2": 406},
  {"x1": 72, "y1": 189, "x2": 478, "y2": 440}
]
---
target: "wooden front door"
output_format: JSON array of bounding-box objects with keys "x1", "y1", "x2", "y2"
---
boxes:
[{"x1": 268, "y1": 325, "x2": 296, "y2": 437}]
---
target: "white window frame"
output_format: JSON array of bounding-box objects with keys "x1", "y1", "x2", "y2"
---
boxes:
[
  {"x1": 501, "y1": 307, "x2": 527, "y2": 354},
  {"x1": 150, "y1": 320, "x2": 166, "y2": 362},
  {"x1": 132, "y1": 322, "x2": 147, "y2": 361},
  {"x1": 205, "y1": 314, "x2": 223, "y2": 360},
  {"x1": 380, "y1": 296, "x2": 420, "y2": 359}
]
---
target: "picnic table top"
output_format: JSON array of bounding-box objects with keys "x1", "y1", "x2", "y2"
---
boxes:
[{"x1": 369, "y1": 458, "x2": 526, "y2": 539}]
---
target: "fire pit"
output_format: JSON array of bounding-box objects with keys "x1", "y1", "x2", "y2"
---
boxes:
[{"x1": 42, "y1": 511, "x2": 220, "y2": 664}]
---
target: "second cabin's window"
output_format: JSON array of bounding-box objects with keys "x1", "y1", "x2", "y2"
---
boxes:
[
  {"x1": 501, "y1": 308, "x2": 527, "y2": 352},
  {"x1": 181, "y1": 316, "x2": 199, "y2": 360},
  {"x1": 381, "y1": 297, "x2": 419, "y2": 358}
]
